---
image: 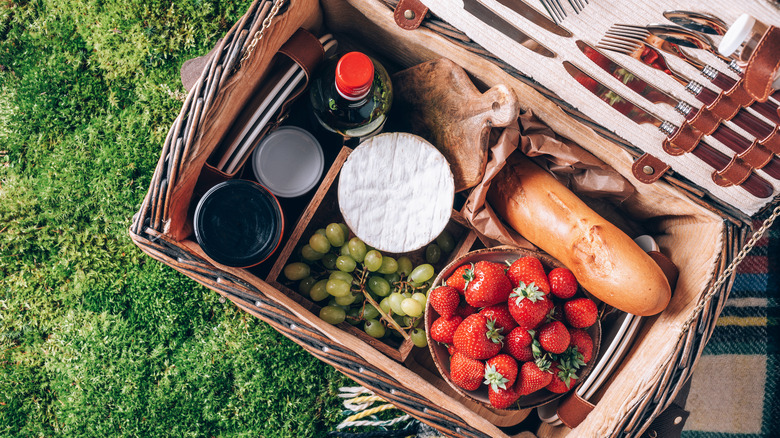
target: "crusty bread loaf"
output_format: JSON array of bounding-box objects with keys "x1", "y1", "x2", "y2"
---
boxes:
[{"x1": 487, "y1": 153, "x2": 671, "y2": 316}]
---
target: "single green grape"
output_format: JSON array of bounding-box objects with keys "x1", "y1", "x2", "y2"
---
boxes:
[
  {"x1": 410, "y1": 264, "x2": 435, "y2": 283},
  {"x1": 436, "y1": 230, "x2": 455, "y2": 254},
  {"x1": 379, "y1": 297, "x2": 393, "y2": 315},
  {"x1": 325, "y1": 223, "x2": 346, "y2": 247},
  {"x1": 368, "y1": 276, "x2": 391, "y2": 297},
  {"x1": 388, "y1": 292, "x2": 406, "y2": 316},
  {"x1": 283, "y1": 262, "x2": 310, "y2": 281},
  {"x1": 326, "y1": 279, "x2": 351, "y2": 297},
  {"x1": 309, "y1": 233, "x2": 331, "y2": 254},
  {"x1": 411, "y1": 292, "x2": 427, "y2": 309},
  {"x1": 329, "y1": 271, "x2": 353, "y2": 284},
  {"x1": 327, "y1": 298, "x2": 348, "y2": 310},
  {"x1": 362, "y1": 304, "x2": 380, "y2": 320},
  {"x1": 402, "y1": 291, "x2": 412, "y2": 299},
  {"x1": 320, "y1": 306, "x2": 346, "y2": 324},
  {"x1": 348, "y1": 237, "x2": 367, "y2": 263},
  {"x1": 364, "y1": 319, "x2": 386, "y2": 338},
  {"x1": 346, "y1": 308, "x2": 362, "y2": 325},
  {"x1": 322, "y1": 253, "x2": 337, "y2": 270},
  {"x1": 410, "y1": 328, "x2": 428, "y2": 347},
  {"x1": 363, "y1": 250, "x2": 383, "y2": 272},
  {"x1": 397, "y1": 256, "x2": 413, "y2": 277},
  {"x1": 336, "y1": 255, "x2": 357, "y2": 272},
  {"x1": 334, "y1": 293, "x2": 358, "y2": 306},
  {"x1": 425, "y1": 244, "x2": 442, "y2": 264},
  {"x1": 401, "y1": 298, "x2": 423, "y2": 317},
  {"x1": 298, "y1": 276, "x2": 317, "y2": 295},
  {"x1": 383, "y1": 272, "x2": 401, "y2": 284},
  {"x1": 301, "y1": 244, "x2": 324, "y2": 261},
  {"x1": 338, "y1": 223, "x2": 350, "y2": 239},
  {"x1": 377, "y1": 256, "x2": 398, "y2": 274},
  {"x1": 309, "y1": 279, "x2": 329, "y2": 302},
  {"x1": 392, "y1": 314, "x2": 408, "y2": 330},
  {"x1": 314, "y1": 228, "x2": 327, "y2": 236}
]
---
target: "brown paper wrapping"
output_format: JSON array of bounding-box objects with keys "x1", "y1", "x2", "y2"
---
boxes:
[{"x1": 463, "y1": 109, "x2": 635, "y2": 248}]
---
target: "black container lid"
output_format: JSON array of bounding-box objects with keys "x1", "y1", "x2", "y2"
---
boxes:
[{"x1": 193, "y1": 180, "x2": 283, "y2": 268}]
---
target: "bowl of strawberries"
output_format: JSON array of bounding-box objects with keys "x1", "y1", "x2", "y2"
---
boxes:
[{"x1": 424, "y1": 246, "x2": 601, "y2": 411}]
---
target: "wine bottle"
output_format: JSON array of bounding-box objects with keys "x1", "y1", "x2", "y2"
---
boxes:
[{"x1": 309, "y1": 51, "x2": 392, "y2": 140}]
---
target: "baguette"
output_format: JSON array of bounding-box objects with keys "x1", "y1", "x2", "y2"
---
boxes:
[{"x1": 487, "y1": 153, "x2": 671, "y2": 316}]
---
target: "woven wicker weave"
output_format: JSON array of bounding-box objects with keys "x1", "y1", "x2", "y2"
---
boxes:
[{"x1": 129, "y1": 0, "x2": 779, "y2": 436}]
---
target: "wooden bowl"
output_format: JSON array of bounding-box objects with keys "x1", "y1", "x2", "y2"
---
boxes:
[{"x1": 424, "y1": 246, "x2": 601, "y2": 411}]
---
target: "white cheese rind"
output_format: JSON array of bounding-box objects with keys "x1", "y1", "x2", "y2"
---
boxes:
[{"x1": 338, "y1": 132, "x2": 454, "y2": 253}]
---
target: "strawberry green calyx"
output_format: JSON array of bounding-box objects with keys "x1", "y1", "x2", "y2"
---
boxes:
[
  {"x1": 558, "y1": 346, "x2": 586, "y2": 371},
  {"x1": 462, "y1": 263, "x2": 475, "y2": 290},
  {"x1": 485, "y1": 318, "x2": 505, "y2": 345},
  {"x1": 483, "y1": 363, "x2": 510, "y2": 391},
  {"x1": 557, "y1": 365, "x2": 578, "y2": 389},
  {"x1": 535, "y1": 354, "x2": 552, "y2": 372},
  {"x1": 509, "y1": 281, "x2": 545, "y2": 306}
]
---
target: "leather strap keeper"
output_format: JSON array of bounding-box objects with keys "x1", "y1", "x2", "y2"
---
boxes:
[
  {"x1": 737, "y1": 139, "x2": 774, "y2": 169},
  {"x1": 663, "y1": 123, "x2": 702, "y2": 156},
  {"x1": 760, "y1": 125, "x2": 780, "y2": 154},
  {"x1": 706, "y1": 86, "x2": 744, "y2": 121},
  {"x1": 743, "y1": 26, "x2": 780, "y2": 102},
  {"x1": 712, "y1": 157, "x2": 751, "y2": 187},
  {"x1": 632, "y1": 153, "x2": 669, "y2": 184},
  {"x1": 725, "y1": 80, "x2": 755, "y2": 108},
  {"x1": 557, "y1": 390, "x2": 596, "y2": 429},
  {"x1": 687, "y1": 106, "x2": 721, "y2": 135},
  {"x1": 394, "y1": 0, "x2": 428, "y2": 30},
  {"x1": 277, "y1": 28, "x2": 324, "y2": 84}
]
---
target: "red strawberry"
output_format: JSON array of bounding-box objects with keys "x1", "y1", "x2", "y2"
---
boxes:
[
  {"x1": 506, "y1": 257, "x2": 550, "y2": 292},
  {"x1": 569, "y1": 329, "x2": 594, "y2": 363},
  {"x1": 488, "y1": 379, "x2": 522, "y2": 409},
  {"x1": 450, "y1": 352, "x2": 485, "y2": 391},
  {"x1": 430, "y1": 315, "x2": 463, "y2": 345},
  {"x1": 548, "y1": 267, "x2": 577, "y2": 299},
  {"x1": 508, "y1": 282, "x2": 550, "y2": 329},
  {"x1": 538, "y1": 321, "x2": 570, "y2": 354},
  {"x1": 455, "y1": 302, "x2": 478, "y2": 319},
  {"x1": 547, "y1": 303, "x2": 564, "y2": 323},
  {"x1": 546, "y1": 362, "x2": 578, "y2": 393},
  {"x1": 429, "y1": 286, "x2": 460, "y2": 318},
  {"x1": 465, "y1": 261, "x2": 512, "y2": 308},
  {"x1": 503, "y1": 327, "x2": 533, "y2": 360},
  {"x1": 453, "y1": 313, "x2": 504, "y2": 360},
  {"x1": 517, "y1": 361, "x2": 553, "y2": 396},
  {"x1": 447, "y1": 344, "x2": 459, "y2": 356},
  {"x1": 564, "y1": 298, "x2": 598, "y2": 328},
  {"x1": 484, "y1": 354, "x2": 518, "y2": 391},
  {"x1": 446, "y1": 264, "x2": 473, "y2": 294},
  {"x1": 480, "y1": 305, "x2": 518, "y2": 333}
]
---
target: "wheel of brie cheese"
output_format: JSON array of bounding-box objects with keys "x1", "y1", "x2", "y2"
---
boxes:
[{"x1": 338, "y1": 132, "x2": 455, "y2": 253}]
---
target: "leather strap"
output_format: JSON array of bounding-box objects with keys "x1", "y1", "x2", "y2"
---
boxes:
[
  {"x1": 743, "y1": 26, "x2": 780, "y2": 102},
  {"x1": 706, "y1": 85, "x2": 744, "y2": 121},
  {"x1": 632, "y1": 153, "x2": 669, "y2": 184},
  {"x1": 394, "y1": 0, "x2": 428, "y2": 30},
  {"x1": 647, "y1": 251, "x2": 679, "y2": 292},
  {"x1": 557, "y1": 390, "x2": 595, "y2": 429},
  {"x1": 737, "y1": 139, "x2": 774, "y2": 169},
  {"x1": 712, "y1": 156, "x2": 751, "y2": 187},
  {"x1": 276, "y1": 28, "x2": 325, "y2": 113},
  {"x1": 663, "y1": 123, "x2": 702, "y2": 156},
  {"x1": 760, "y1": 125, "x2": 780, "y2": 154},
  {"x1": 642, "y1": 377, "x2": 692, "y2": 438},
  {"x1": 687, "y1": 106, "x2": 721, "y2": 136}
]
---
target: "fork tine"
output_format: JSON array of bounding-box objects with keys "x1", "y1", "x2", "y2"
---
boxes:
[
  {"x1": 596, "y1": 41, "x2": 637, "y2": 55},
  {"x1": 540, "y1": 0, "x2": 565, "y2": 23},
  {"x1": 600, "y1": 35, "x2": 642, "y2": 49},
  {"x1": 568, "y1": 0, "x2": 585, "y2": 13},
  {"x1": 549, "y1": 0, "x2": 568, "y2": 20}
]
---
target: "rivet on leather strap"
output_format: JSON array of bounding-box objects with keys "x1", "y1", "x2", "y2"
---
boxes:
[
  {"x1": 632, "y1": 153, "x2": 670, "y2": 184},
  {"x1": 394, "y1": 0, "x2": 428, "y2": 30}
]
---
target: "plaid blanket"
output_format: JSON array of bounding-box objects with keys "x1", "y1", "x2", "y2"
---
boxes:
[{"x1": 683, "y1": 215, "x2": 780, "y2": 438}]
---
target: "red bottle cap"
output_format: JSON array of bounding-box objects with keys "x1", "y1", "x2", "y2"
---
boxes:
[{"x1": 335, "y1": 52, "x2": 374, "y2": 100}]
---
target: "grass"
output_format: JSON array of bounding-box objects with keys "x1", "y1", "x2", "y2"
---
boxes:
[{"x1": 0, "y1": 1, "x2": 353, "y2": 436}]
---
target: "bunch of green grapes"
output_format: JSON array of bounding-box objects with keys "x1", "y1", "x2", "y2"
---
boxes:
[{"x1": 283, "y1": 222, "x2": 456, "y2": 348}]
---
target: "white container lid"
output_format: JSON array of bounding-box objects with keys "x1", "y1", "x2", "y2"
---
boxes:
[
  {"x1": 252, "y1": 126, "x2": 324, "y2": 198},
  {"x1": 719, "y1": 13, "x2": 754, "y2": 57}
]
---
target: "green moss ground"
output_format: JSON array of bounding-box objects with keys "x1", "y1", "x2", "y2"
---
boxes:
[{"x1": 0, "y1": 1, "x2": 351, "y2": 436}]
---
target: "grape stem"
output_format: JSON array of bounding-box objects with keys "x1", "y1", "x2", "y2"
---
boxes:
[{"x1": 355, "y1": 267, "x2": 410, "y2": 341}]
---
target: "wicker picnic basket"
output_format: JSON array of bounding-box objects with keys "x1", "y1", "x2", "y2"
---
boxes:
[{"x1": 129, "y1": 0, "x2": 780, "y2": 436}]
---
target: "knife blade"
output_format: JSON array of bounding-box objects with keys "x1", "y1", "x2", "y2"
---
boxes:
[
  {"x1": 494, "y1": 0, "x2": 572, "y2": 37},
  {"x1": 575, "y1": 41, "x2": 780, "y2": 181},
  {"x1": 463, "y1": 0, "x2": 556, "y2": 58},
  {"x1": 562, "y1": 61, "x2": 773, "y2": 198}
]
